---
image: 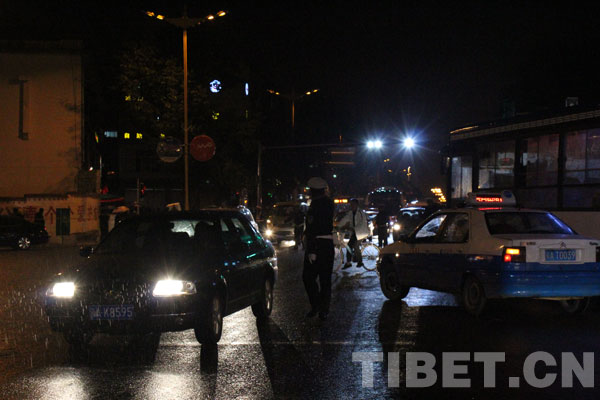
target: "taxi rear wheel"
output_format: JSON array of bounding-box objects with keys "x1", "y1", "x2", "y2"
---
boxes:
[
  {"x1": 560, "y1": 298, "x2": 590, "y2": 314},
  {"x1": 380, "y1": 265, "x2": 409, "y2": 300},
  {"x1": 462, "y1": 276, "x2": 487, "y2": 316},
  {"x1": 195, "y1": 293, "x2": 223, "y2": 345}
]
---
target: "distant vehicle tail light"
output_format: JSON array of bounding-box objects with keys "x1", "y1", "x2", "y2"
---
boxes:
[{"x1": 503, "y1": 247, "x2": 526, "y2": 263}]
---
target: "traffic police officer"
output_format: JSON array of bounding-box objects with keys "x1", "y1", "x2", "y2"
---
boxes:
[{"x1": 303, "y1": 177, "x2": 335, "y2": 320}]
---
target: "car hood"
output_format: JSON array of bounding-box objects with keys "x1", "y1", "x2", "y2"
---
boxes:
[{"x1": 60, "y1": 252, "x2": 204, "y2": 284}]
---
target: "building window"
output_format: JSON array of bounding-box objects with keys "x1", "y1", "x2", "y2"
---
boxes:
[
  {"x1": 565, "y1": 129, "x2": 600, "y2": 184},
  {"x1": 451, "y1": 156, "x2": 472, "y2": 199},
  {"x1": 104, "y1": 131, "x2": 118, "y2": 138},
  {"x1": 522, "y1": 134, "x2": 558, "y2": 186},
  {"x1": 478, "y1": 141, "x2": 514, "y2": 189}
]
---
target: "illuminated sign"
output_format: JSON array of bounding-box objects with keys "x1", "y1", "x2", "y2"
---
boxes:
[
  {"x1": 245, "y1": 83, "x2": 249, "y2": 96},
  {"x1": 210, "y1": 80, "x2": 222, "y2": 93},
  {"x1": 476, "y1": 196, "x2": 503, "y2": 203}
]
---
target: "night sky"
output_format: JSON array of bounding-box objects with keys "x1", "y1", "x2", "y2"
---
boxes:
[{"x1": 3, "y1": 1, "x2": 600, "y2": 193}]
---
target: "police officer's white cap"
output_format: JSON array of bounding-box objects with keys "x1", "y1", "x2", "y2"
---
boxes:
[{"x1": 307, "y1": 177, "x2": 328, "y2": 190}]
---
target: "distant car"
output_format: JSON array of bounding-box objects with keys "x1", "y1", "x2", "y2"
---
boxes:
[
  {"x1": 378, "y1": 191, "x2": 600, "y2": 316},
  {"x1": 391, "y1": 207, "x2": 427, "y2": 242},
  {"x1": 0, "y1": 215, "x2": 49, "y2": 250},
  {"x1": 263, "y1": 202, "x2": 307, "y2": 245},
  {"x1": 365, "y1": 187, "x2": 403, "y2": 215},
  {"x1": 44, "y1": 210, "x2": 277, "y2": 356}
]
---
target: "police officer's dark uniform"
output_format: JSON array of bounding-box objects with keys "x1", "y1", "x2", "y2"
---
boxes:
[{"x1": 303, "y1": 177, "x2": 334, "y2": 320}]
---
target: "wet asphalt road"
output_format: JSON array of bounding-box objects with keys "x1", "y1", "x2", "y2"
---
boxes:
[{"x1": 2, "y1": 245, "x2": 600, "y2": 399}]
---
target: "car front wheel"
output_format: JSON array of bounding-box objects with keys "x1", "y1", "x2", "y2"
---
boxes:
[
  {"x1": 462, "y1": 276, "x2": 487, "y2": 316},
  {"x1": 195, "y1": 293, "x2": 223, "y2": 345},
  {"x1": 380, "y1": 264, "x2": 410, "y2": 300},
  {"x1": 14, "y1": 235, "x2": 31, "y2": 250},
  {"x1": 252, "y1": 278, "x2": 274, "y2": 319}
]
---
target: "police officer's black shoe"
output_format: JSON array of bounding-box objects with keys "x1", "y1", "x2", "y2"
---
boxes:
[
  {"x1": 306, "y1": 308, "x2": 319, "y2": 318},
  {"x1": 318, "y1": 311, "x2": 328, "y2": 321},
  {"x1": 342, "y1": 262, "x2": 352, "y2": 269}
]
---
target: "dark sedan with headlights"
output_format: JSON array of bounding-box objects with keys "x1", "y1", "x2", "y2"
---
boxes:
[{"x1": 45, "y1": 210, "x2": 277, "y2": 351}]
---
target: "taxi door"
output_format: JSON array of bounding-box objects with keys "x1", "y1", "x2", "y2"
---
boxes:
[
  {"x1": 428, "y1": 212, "x2": 470, "y2": 291},
  {"x1": 401, "y1": 214, "x2": 448, "y2": 288},
  {"x1": 220, "y1": 217, "x2": 254, "y2": 312}
]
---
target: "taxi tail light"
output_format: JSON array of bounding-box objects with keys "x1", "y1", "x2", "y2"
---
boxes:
[{"x1": 503, "y1": 247, "x2": 526, "y2": 263}]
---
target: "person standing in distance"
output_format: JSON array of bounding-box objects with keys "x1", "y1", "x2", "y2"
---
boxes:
[
  {"x1": 303, "y1": 177, "x2": 335, "y2": 321},
  {"x1": 338, "y1": 198, "x2": 369, "y2": 269}
]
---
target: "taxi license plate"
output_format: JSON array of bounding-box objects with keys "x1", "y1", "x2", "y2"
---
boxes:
[
  {"x1": 89, "y1": 305, "x2": 134, "y2": 320},
  {"x1": 545, "y1": 249, "x2": 576, "y2": 262}
]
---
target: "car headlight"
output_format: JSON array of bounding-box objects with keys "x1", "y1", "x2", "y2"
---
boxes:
[
  {"x1": 47, "y1": 282, "x2": 75, "y2": 298},
  {"x1": 152, "y1": 280, "x2": 197, "y2": 297},
  {"x1": 393, "y1": 223, "x2": 401, "y2": 231},
  {"x1": 265, "y1": 228, "x2": 273, "y2": 237}
]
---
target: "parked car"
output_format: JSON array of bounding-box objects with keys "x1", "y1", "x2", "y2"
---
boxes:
[
  {"x1": 0, "y1": 215, "x2": 49, "y2": 250},
  {"x1": 378, "y1": 191, "x2": 600, "y2": 316},
  {"x1": 44, "y1": 210, "x2": 277, "y2": 356}
]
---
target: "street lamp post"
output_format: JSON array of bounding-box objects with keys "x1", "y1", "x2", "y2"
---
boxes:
[
  {"x1": 267, "y1": 87, "x2": 319, "y2": 130},
  {"x1": 146, "y1": 8, "x2": 226, "y2": 210}
]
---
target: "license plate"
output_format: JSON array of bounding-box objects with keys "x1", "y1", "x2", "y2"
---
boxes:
[
  {"x1": 545, "y1": 249, "x2": 576, "y2": 262},
  {"x1": 89, "y1": 305, "x2": 134, "y2": 320}
]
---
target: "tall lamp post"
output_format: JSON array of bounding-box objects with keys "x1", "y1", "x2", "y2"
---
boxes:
[
  {"x1": 146, "y1": 8, "x2": 226, "y2": 210},
  {"x1": 267, "y1": 87, "x2": 319, "y2": 130}
]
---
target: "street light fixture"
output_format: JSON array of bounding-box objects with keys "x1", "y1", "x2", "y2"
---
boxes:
[
  {"x1": 403, "y1": 137, "x2": 415, "y2": 149},
  {"x1": 146, "y1": 7, "x2": 227, "y2": 211},
  {"x1": 367, "y1": 140, "x2": 383, "y2": 149},
  {"x1": 266, "y1": 87, "x2": 320, "y2": 129}
]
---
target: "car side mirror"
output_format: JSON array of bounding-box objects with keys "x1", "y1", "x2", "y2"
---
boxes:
[{"x1": 79, "y1": 245, "x2": 94, "y2": 257}]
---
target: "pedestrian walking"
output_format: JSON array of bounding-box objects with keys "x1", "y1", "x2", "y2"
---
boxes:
[
  {"x1": 337, "y1": 198, "x2": 369, "y2": 269},
  {"x1": 302, "y1": 177, "x2": 335, "y2": 321},
  {"x1": 34, "y1": 208, "x2": 45, "y2": 229},
  {"x1": 375, "y1": 206, "x2": 389, "y2": 248}
]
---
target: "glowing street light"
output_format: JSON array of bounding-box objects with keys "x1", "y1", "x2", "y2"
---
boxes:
[
  {"x1": 367, "y1": 140, "x2": 383, "y2": 149},
  {"x1": 266, "y1": 87, "x2": 320, "y2": 129},
  {"x1": 403, "y1": 137, "x2": 415, "y2": 149}
]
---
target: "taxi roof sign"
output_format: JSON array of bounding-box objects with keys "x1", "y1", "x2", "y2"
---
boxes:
[{"x1": 466, "y1": 190, "x2": 516, "y2": 206}]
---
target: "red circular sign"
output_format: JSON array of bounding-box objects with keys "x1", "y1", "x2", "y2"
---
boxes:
[{"x1": 190, "y1": 135, "x2": 216, "y2": 162}]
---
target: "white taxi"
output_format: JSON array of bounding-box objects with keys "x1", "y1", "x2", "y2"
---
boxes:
[{"x1": 377, "y1": 191, "x2": 600, "y2": 315}]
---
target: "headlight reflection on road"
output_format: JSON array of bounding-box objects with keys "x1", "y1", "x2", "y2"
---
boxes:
[
  {"x1": 145, "y1": 372, "x2": 191, "y2": 400},
  {"x1": 40, "y1": 373, "x2": 87, "y2": 399}
]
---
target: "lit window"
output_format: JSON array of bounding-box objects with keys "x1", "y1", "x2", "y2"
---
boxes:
[
  {"x1": 124, "y1": 132, "x2": 131, "y2": 139},
  {"x1": 125, "y1": 95, "x2": 132, "y2": 101},
  {"x1": 136, "y1": 133, "x2": 143, "y2": 139}
]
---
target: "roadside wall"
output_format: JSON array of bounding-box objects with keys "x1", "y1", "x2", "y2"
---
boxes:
[{"x1": 0, "y1": 194, "x2": 99, "y2": 244}]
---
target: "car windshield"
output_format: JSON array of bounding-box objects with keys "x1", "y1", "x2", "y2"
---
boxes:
[
  {"x1": 96, "y1": 217, "x2": 218, "y2": 255},
  {"x1": 273, "y1": 206, "x2": 297, "y2": 217},
  {"x1": 485, "y1": 212, "x2": 575, "y2": 235}
]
